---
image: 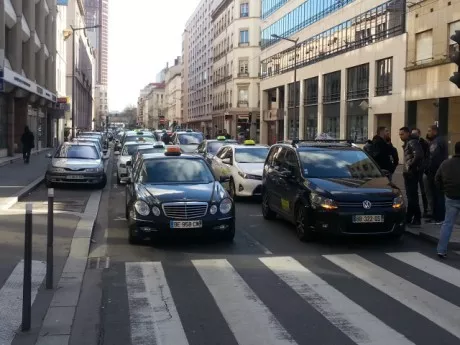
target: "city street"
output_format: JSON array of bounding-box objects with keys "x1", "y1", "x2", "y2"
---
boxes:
[{"x1": 68, "y1": 156, "x2": 460, "y2": 345}]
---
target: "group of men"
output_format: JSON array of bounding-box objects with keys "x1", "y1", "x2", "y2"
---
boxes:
[{"x1": 367, "y1": 125, "x2": 460, "y2": 258}]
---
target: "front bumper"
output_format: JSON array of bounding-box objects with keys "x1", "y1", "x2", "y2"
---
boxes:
[
  {"x1": 308, "y1": 207, "x2": 406, "y2": 235},
  {"x1": 46, "y1": 171, "x2": 106, "y2": 185},
  {"x1": 129, "y1": 215, "x2": 235, "y2": 238},
  {"x1": 117, "y1": 167, "x2": 129, "y2": 182},
  {"x1": 235, "y1": 176, "x2": 262, "y2": 197}
]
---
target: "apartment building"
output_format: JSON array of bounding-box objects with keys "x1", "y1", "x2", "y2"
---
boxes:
[
  {"x1": 138, "y1": 83, "x2": 165, "y2": 129},
  {"x1": 66, "y1": 0, "x2": 96, "y2": 131},
  {"x1": 405, "y1": 0, "x2": 460, "y2": 154},
  {"x1": 211, "y1": 0, "x2": 261, "y2": 140},
  {"x1": 259, "y1": 0, "x2": 407, "y2": 149},
  {"x1": 183, "y1": 0, "x2": 214, "y2": 135},
  {"x1": 0, "y1": 0, "x2": 58, "y2": 157},
  {"x1": 165, "y1": 57, "x2": 182, "y2": 127}
]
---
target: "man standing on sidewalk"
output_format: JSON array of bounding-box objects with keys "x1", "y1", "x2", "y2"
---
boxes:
[
  {"x1": 399, "y1": 127, "x2": 424, "y2": 227},
  {"x1": 368, "y1": 127, "x2": 394, "y2": 175},
  {"x1": 20, "y1": 126, "x2": 35, "y2": 164},
  {"x1": 435, "y1": 141, "x2": 460, "y2": 258},
  {"x1": 425, "y1": 125, "x2": 449, "y2": 224},
  {"x1": 411, "y1": 128, "x2": 430, "y2": 217}
]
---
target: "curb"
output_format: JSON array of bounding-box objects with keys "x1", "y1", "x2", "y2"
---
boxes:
[
  {"x1": 0, "y1": 176, "x2": 45, "y2": 211},
  {"x1": 404, "y1": 228, "x2": 460, "y2": 250}
]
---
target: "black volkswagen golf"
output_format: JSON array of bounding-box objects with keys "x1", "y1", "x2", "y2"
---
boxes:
[
  {"x1": 125, "y1": 146, "x2": 235, "y2": 244},
  {"x1": 261, "y1": 140, "x2": 406, "y2": 241}
]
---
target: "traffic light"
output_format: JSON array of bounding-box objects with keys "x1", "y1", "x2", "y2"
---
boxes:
[{"x1": 449, "y1": 30, "x2": 460, "y2": 88}]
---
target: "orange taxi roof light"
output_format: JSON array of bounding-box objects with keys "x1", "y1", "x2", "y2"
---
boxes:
[{"x1": 164, "y1": 145, "x2": 182, "y2": 156}]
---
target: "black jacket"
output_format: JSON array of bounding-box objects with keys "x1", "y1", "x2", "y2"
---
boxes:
[
  {"x1": 389, "y1": 143, "x2": 399, "y2": 173},
  {"x1": 435, "y1": 155, "x2": 460, "y2": 200},
  {"x1": 402, "y1": 134, "x2": 424, "y2": 175},
  {"x1": 21, "y1": 131, "x2": 35, "y2": 150},
  {"x1": 426, "y1": 135, "x2": 448, "y2": 176},
  {"x1": 370, "y1": 135, "x2": 393, "y2": 172}
]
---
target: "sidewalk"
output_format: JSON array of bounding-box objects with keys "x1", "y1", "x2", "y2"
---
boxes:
[
  {"x1": 0, "y1": 148, "x2": 52, "y2": 210},
  {"x1": 392, "y1": 165, "x2": 460, "y2": 250}
]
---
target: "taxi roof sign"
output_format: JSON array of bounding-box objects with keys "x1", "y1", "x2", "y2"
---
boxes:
[
  {"x1": 164, "y1": 145, "x2": 182, "y2": 156},
  {"x1": 217, "y1": 136, "x2": 226, "y2": 141},
  {"x1": 186, "y1": 129, "x2": 193, "y2": 132},
  {"x1": 243, "y1": 140, "x2": 255, "y2": 145}
]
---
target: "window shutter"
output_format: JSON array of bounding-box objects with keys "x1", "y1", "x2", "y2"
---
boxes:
[{"x1": 415, "y1": 30, "x2": 433, "y2": 62}]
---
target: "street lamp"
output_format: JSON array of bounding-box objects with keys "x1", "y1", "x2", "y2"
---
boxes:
[
  {"x1": 271, "y1": 34, "x2": 299, "y2": 139},
  {"x1": 70, "y1": 24, "x2": 101, "y2": 138}
]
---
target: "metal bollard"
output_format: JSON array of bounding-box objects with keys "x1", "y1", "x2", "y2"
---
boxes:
[
  {"x1": 46, "y1": 188, "x2": 54, "y2": 289},
  {"x1": 22, "y1": 203, "x2": 33, "y2": 331}
]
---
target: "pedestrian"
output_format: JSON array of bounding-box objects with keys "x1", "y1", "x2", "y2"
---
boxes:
[
  {"x1": 435, "y1": 141, "x2": 460, "y2": 258},
  {"x1": 411, "y1": 128, "x2": 430, "y2": 217},
  {"x1": 161, "y1": 130, "x2": 171, "y2": 145},
  {"x1": 386, "y1": 135, "x2": 399, "y2": 181},
  {"x1": 222, "y1": 129, "x2": 231, "y2": 139},
  {"x1": 399, "y1": 127, "x2": 424, "y2": 227},
  {"x1": 425, "y1": 125, "x2": 449, "y2": 224},
  {"x1": 366, "y1": 127, "x2": 394, "y2": 174},
  {"x1": 21, "y1": 126, "x2": 35, "y2": 164}
]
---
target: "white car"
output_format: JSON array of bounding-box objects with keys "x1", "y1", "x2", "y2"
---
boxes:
[
  {"x1": 211, "y1": 142, "x2": 270, "y2": 198},
  {"x1": 117, "y1": 141, "x2": 153, "y2": 184}
]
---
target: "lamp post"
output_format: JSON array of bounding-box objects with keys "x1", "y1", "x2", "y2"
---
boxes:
[
  {"x1": 70, "y1": 24, "x2": 100, "y2": 138},
  {"x1": 271, "y1": 34, "x2": 299, "y2": 139}
]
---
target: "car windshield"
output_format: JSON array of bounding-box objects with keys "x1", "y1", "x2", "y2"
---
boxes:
[
  {"x1": 298, "y1": 149, "x2": 383, "y2": 178},
  {"x1": 54, "y1": 145, "x2": 99, "y2": 159},
  {"x1": 143, "y1": 158, "x2": 214, "y2": 184},
  {"x1": 122, "y1": 144, "x2": 151, "y2": 156},
  {"x1": 208, "y1": 141, "x2": 236, "y2": 154},
  {"x1": 235, "y1": 147, "x2": 269, "y2": 163},
  {"x1": 178, "y1": 132, "x2": 203, "y2": 145},
  {"x1": 137, "y1": 148, "x2": 165, "y2": 155},
  {"x1": 124, "y1": 136, "x2": 154, "y2": 143}
]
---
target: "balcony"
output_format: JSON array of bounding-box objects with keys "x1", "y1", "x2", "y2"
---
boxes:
[
  {"x1": 237, "y1": 100, "x2": 249, "y2": 108},
  {"x1": 237, "y1": 72, "x2": 249, "y2": 78}
]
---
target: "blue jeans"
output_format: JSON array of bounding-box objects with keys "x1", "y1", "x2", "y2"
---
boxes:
[{"x1": 437, "y1": 197, "x2": 460, "y2": 254}]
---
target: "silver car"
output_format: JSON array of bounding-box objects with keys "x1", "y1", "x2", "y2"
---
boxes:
[{"x1": 45, "y1": 142, "x2": 107, "y2": 188}]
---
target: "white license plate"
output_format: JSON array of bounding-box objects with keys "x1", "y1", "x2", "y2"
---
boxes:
[
  {"x1": 66, "y1": 175, "x2": 84, "y2": 179},
  {"x1": 353, "y1": 215, "x2": 384, "y2": 223},
  {"x1": 170, "y1": 220, "x2": 202, "y2": 228}
]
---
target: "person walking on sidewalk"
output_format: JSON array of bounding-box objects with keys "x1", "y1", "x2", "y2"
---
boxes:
[
  {"x1": 435, "y1": 141, "x2": 460, "y2": 258},
  {"x1": 425, "y1": 125, "x2": 449, "y2": 224},
  {"x1": 399, "y1": 127, "x2": 424, "y2": 227},
  {"x1": 411, "y1": 128, "x2": 430, "y2": 217},
  {"x1": 20, "y1": 126, "x2": 35, "y2": 164}
]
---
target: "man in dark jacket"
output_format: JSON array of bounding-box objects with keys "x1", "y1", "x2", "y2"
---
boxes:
[
  {"x1": 21, "y1": 126, "x2": 35, "y2": 164},
  {"x1": 369, "y1": 127, "x2": 394, "y2": 173},
  {"x1": 435, "y1": 141, "x2": 460, "y2": 258},
  {"x1": 411, "y1": 128, "x2": 429, "y2": 216},
  {"x1": 425, "y1": 125, "x2": 449, "y2": 223},
  {"x1": 399, "y1": 127, "x2": 424, "y2": 226}
]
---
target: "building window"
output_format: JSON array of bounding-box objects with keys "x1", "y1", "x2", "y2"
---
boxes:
[
  {"x1": 239, "y1": 30, "x2": 249, "y2": 45},
  {"x1": 305, "y1": 77, "x2": 318, "y2": 105},
  {"x1": 238, "y1": 59, "x2": 249, "y2": 76},
  {"x1": 347, "y1": 64, "x2": 369, "y2": 100},
  {"x1": 238, "y1": 88, "x2": 248, "y2": 107},
  {"x1": 415, "y1": 30, "x2": 433, "y2": 64},
  {"x1": 323, "y1": 71, "x2": 341, "y2": 103},
  {"x1": 240, "y1": 3, "x2": 249, "y2": 17},
  {"x1": 449, "y1": 20, "x2": 460, "y2": 55},
  {"x1": 376, "y1": 57, "x2": 393, "y2": 96}
]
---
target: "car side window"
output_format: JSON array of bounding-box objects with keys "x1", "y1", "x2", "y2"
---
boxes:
[
  {"x1": 222, "y1": 147, "x2": 233, "y2": 160},
  {"x1": 197, "y1": 142, "x2": 205, "y2": 153},
  {"x1": 273, "y1": 147, "x2": 286, "y2": 170},
  {"x1": 216, "y1": 147, "x2": 228, "y2": 159},
  {"x1": 283, "y1": 149, "x2": 300, "y2": 177}
]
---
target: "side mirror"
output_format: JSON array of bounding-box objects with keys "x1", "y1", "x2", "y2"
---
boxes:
[
  {"x1": 46, "y1": 153, "x2": 52, "y2": 158},
  {"x1": 220, "y1": 175, "x2": 230, "y2": 183},
  {"x1": 222, "y1": 158, "x2": 232, "y2": 165},
  {"x1": 114, "y1": 151, "x2": 120, "y2": 155},
  {"x1": 126, "y1": 161, "x2": 132, "y2": 166}
]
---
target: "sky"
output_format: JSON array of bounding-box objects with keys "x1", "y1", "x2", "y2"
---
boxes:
[{"x1": 107, "y1": 0, "x2": 201, "y2": 112}]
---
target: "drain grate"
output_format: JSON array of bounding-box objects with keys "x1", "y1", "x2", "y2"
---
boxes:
[{"x1": 87, "y1": 256, "x2": 110, "y2": 269}]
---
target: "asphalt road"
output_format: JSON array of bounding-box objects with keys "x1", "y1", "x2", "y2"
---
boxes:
[{"x1": 70, "y1": 156, "x2": 460, "y2": 345}]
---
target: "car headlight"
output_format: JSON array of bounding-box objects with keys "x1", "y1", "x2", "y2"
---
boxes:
[
  {"x1": 238, "y1": 171, "x2": 261, "y2": 180},
  {"x1": 152, "y1": 206, "x2": 161, "y2": 216},
  {"x1": 51, "y1": 167, "x2": 65, "y2": 173},
  {"x1": 134, "y1": 201, "x2": 150, "y2": 216},
  {"x1": 219, "y1": 198, "x2": 232, "y2": 214},
  {"x1": 209, "y1": 205, "x2": 218, "y2": 214},
  {"x1": 393, "y1": 195, "x2": 404, "y2": 209},
  {"x1": 310, "y1": 193, "x2": 338, "y2": 210}
]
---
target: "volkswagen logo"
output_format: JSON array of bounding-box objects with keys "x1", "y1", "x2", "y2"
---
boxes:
[{"x1": 362, "y1": 200, "x2": 372, "y2": 209}]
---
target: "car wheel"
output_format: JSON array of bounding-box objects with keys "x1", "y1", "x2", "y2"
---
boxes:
[
  {"x1": 295, "y1": 204, "x2": 315, "y2": 242},
  {"x1": 98, "y1": 175, "x2": 107, "y2": 189},
  {"x1": 125, "y1": 193, "x2": 130, "y2": 220},
  {"x1": 389, "y1": 228, "x2": 404, "y2": 241},
  {"x1": 116, "y1": 173, "x2": 121, "y2": 185},
  {"x1": 229, "y1": 179, "x2": 236, "y2": 199},
  {"x1": 221, "y1": 224, "x2": 235, "y2": 242},
  {"x1": 261, "y1": 191, "x2": 276, "y2": 220},
  {"x1": 128, "y1": 209, "x2": 141, "y2": 245}
]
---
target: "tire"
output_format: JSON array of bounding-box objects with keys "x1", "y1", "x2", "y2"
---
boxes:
[
  {"x1": 261, "y1": 191, "x2": 276, "y2": 220},
  {"x1": 229, "y1": 179, "x2": 237, "y2": 199},
  {"x1": 221, "y1": 224, "x2": 235, "y2": 242},
  {"x1": 295, "y1": 203, "x2": 315, "y2": 242},
  {"x1": 125, "y1": 192, "x2": 130, "y2": 220},
  {"x1": 97, "y1": 175, "x2": 107, "y2": 189},
  {"x1": 128, "y1": 208, "x2": 141, "y2": 245},
  {"x1": 389, "y1": 228, "x2": 404, "y2": 241},
  {"x1": 116, "y1": 173, "x2": 121, "y2": 185}
]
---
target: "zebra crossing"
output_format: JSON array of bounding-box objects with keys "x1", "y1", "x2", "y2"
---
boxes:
[{"x1": 115, "y1": 251, "x2": 460, "y2": 345}]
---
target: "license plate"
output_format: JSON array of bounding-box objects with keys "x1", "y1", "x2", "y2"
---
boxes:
[
  {"x1": 170, "y1": 220, "x2": 202, "y2": 228},
  {"x1": 353, "y1": 215, "x2": 384, "y2": 223},
  {"x1": 66, "y1": 175, "x2": 84, "y2": 179}
]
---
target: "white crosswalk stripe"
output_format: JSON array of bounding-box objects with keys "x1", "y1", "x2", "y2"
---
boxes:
[
  {"x1": 120, "y1": 252, "x2": 460, "y2": 345},
  {"x1": 324, "y1": 254, "x2": 460, "y2": 339}
]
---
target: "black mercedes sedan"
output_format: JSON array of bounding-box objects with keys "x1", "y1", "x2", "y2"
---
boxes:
[
  {"x1": 125, "y1": 146, "x2": 235, "y2": 244},
  {"x1": 261, "y1": 140, "x2": 406, "y2": 242}
]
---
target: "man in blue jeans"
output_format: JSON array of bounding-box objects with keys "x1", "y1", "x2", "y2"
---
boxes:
[{"x1": 435, "y1": 141, "x2": 460, "y2": 258}]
